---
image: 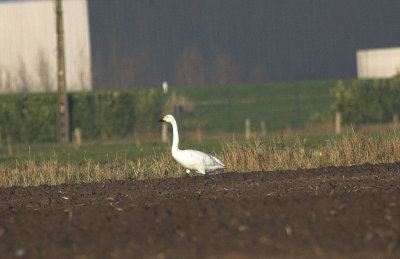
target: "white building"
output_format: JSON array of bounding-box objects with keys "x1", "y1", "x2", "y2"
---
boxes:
[
  {"x1": 356, "y1": 47, "x2": 400, "y2": 79},
  {"x1": 0, "y1": 0, "x2": 92, "y2": 93}
]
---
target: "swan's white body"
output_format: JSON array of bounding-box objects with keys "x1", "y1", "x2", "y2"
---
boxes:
[{"x1": 161, "y1": 115, "x2": 225, "y2": 174}]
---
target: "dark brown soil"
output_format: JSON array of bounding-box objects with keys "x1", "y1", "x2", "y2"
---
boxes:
[{"x1": 1, "y1": 163, "x2": 400, "y2": 258}]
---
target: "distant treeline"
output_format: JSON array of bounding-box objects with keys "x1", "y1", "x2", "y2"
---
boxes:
[
  {"x1": 1, "y1": 77, "x2": 399, "y2": 143},
  {"x1": 0, "y1": 89, "x2": 161, "y2": 143},
  {"x1": 331, "y1": 77, "x2": 400, "y2": 125}
]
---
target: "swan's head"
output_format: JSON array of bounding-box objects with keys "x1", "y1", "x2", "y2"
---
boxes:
[{"x1": 159, "y1": 114, "x2": 175, "y2": 123}]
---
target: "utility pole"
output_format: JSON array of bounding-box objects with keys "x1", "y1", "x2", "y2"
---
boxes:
[{"x1": 56, "y1": 0, "x2": 69, "y2": 143}]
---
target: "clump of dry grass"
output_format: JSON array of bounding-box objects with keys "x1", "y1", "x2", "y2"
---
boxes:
[
  {"x1": 1, "y1": 132, "x2": 400, "y2": 187},
  {"x1": 0, "y1": 152, "x2": 183, "y2": 187},
  {"x1": 222, "y1": 132, "x2": 400, "y2": 172}
]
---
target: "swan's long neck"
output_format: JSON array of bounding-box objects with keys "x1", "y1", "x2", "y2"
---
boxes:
[{"x1": 171, "y1": 120, "x2": 180, "y2": 152}]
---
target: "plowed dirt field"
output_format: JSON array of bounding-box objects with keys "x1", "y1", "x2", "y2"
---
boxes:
[{"x1": 1, "y1": 163, "x2": 400, "y2": 258}]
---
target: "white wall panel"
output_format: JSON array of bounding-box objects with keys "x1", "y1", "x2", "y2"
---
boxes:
[
  {"x1": 357, "y1": 47, "x2": 400, "y2": 79},
  {"x1": 0, "y1": 0, "x2": 91, "y2": 93}
]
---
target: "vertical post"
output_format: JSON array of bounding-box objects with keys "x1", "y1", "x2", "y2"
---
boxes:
[
  {"x1": 335, "y1": 112, "x2": 341, "y2": 134},
  {"x1": 171, "y1": 91, "x2": 176, "y2": 104},
  {"x1": 162, "y1": 81, "x2": 168, "y2": 95},
  {"x1": 161, "y1": 81, "x2": 168, "y2": 143},
  {"x1": 56, "y1": 0, "x2": 69, "y2": 143},
  {"x1": 161, "y1": 123, "x2": 168, "y2": 143},
  {"x1": 7, "y1": 135, "x2": 12, "y2": 155},
  {"x1": 73, "y1": 128, "x2": 81, "y2": 149},
  {"x1": 294, "y1": 84, "x2": 300, "y2": 128},
  {"x1": 260, "y1": 121, "x2": 266, "y2": 138},
  {"x1": 245, "y1": 118, "x2": 250, "y2": 140},
  {"x1": 196, "y1": 124, "x2": 202, "y2": 142},
  {"x1": 393, "y1": 114, "x2": 399, "y2": 130},
  {"x1": 227, "y1": 87, "x2": 233, "y2": 132}
]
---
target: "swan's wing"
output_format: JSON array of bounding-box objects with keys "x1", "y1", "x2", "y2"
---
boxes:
[
  {"x1": 181, "y1": 149, "x2": 225, "y2": 169},
  {"x1": 207, "y1": 154, "x2": 225, "y2": 168}
]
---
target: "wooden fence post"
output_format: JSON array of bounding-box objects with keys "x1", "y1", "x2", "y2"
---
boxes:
[
  {"x1": 196, "y1": 124, "x2": 202, "y2": 142},
  {"x1": 73, "y1": 128, "x2": 81, "y2": 149},
  {"x1": 335, "y1": 112, "x2": 341, "y2": 134},
  {"x1": 161, "y1": 123, "x2": 168, "y2": 143},
  {"x1": 7, "y1": 135, "x2": 12, "y2": 155},
  {"x1": 245, "y1": 118, "x2": 250, "y2": 140},
  {"x1": 260, "y1": 121, "x2": 266, "y2": 138},
  {"x1": 171, "y1": 91, "x2": 176, "y2": 104},
  {"x1": 393, "y1": 114, "x2": 399, "y2": 130}
]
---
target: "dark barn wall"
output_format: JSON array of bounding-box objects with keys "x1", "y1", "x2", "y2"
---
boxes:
[{"x1": 88, "y1": 0, "x2": 400, "y2": 89}]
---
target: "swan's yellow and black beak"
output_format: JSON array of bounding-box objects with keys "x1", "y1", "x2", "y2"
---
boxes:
[{"x1": 158, "y1": 116, "x2": 166, "y2": 122}]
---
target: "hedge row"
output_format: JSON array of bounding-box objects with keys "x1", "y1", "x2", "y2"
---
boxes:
[
  {"x1": 0, "y1": 89, "x2": 162, "y2": 143},
  {"x1": 330, "y1": 77, "x2": 400, "y2": 124}
]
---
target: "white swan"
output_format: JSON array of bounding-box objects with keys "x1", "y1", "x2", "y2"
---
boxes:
[{"x1": 159, "y1": 114, "x2": 226, "y2": 175}]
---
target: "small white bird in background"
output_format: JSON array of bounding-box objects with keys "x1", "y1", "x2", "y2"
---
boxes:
[{"x1": 159, "y1": 114, "x2": 226, "y2": 175}]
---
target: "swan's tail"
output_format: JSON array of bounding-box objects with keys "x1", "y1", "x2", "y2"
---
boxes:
[{"x1": 210, "y1": 155, "x2": 225, "y2": 169}]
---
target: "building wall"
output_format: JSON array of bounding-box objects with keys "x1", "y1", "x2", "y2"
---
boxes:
[
  {"x1": 0, "y1": 0, "x2": 91, "y2": 93},
  {"x1": 357, "y1": 47, "x2": 400, "y2": 78}
]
